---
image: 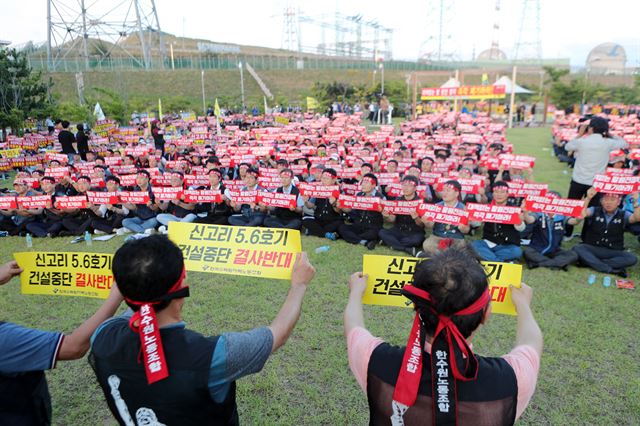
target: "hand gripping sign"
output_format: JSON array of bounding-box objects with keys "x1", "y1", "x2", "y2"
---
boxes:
[
  {"x1": 168, "y1": 222, "x2": 301, "y2": 280},
  {"x1": 361, "y1": 255, "x2": 521, "y2": 315},
  {"x1": 14, "y1": 252, "x2": 114, "y2": 299},
  {"x1": 382, "y1": 199, "x2": 422, "y2": 216}
]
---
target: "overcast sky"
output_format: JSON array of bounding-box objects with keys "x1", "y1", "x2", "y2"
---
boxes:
[{"x1": 3, "y1": 0, "x2": 639, "y2": 68}]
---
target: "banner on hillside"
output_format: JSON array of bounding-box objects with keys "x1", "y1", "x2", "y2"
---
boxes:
[
  {"x1": 361, "y1": 255, "x2": 521, "y2": 315},
  {"x1": 168, "y1": 222, "x2": 301, "y2": 279},
  {"x1": 421, "y1": 85, "x2": 506, "y2": 100},
  {"x1": 14, "y1": 252, "x2": 114, "y2": 299}
]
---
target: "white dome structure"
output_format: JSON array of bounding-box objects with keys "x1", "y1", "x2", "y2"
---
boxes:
[
  {"x1": 477, "y1": 47, "x2": 508, "y2": 61},
  {"x1": 586, "y1": 43, "x2": 626, "y2": 75}
]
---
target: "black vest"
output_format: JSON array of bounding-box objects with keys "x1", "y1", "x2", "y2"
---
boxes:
[
  {"x1": 89, "y1": 320, "x2": 238, "y2": 426},
  {"x1": 483, "y1": 222, "x2": 520, "y2": 246},
  {"x1": 274, "y1": 186, "x2": 300, "y2": 220},
  {"x1": 314, "y1": 197, "x2": 342, "y2": 222},
  {"x1": 393, "y1": 195, "x2": 423, "y2": 234},
  {"x1": 367, "y1": 343, "x2": 517, "y2": 426},
  {"x1": 583, "y1": 207, "x2": 626, "y2": 250},
  {"x1": 352, "y1": 191, "x2": 384, "y2": 228},
  {"x1": 0, "y1": 323, "x2": 52, "y2": 426}
]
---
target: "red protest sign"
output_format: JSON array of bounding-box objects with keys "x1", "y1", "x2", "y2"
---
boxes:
[
  {"x1": 117, "y1": 174, "x2": 139, "y2": 187},
  {"x1": 87, "y1": 191, "x2": 119, "y2": 205},
  {"x1": 297, "y1": 183, "x2": 340, "y2": 199},
  {"x1": 55, "y1": 196, "x2": 88, "y2": 209},
  {"x1": 525, "y1": 195, "x2": 584, "y2": 218},
  {"x1": 17, "y1": 195, "x2": 52, "y2": 209},
  {"x1": 256, "y1": 191, "x2": 297, "y2": 209},
  {"x1": 467, "y1": 203, "x2": 521, "y2": 225},
  {"x1": 183, "y1": 189, "x2": 222, "y2": 203},
  {"x1": 592, "y1": 174, "x2": 639, "y2": 195},
  {"x1": 382, "y1": 199, "x2": 422, "y2": 216},
  {"x1": 152, "y1": 186, "x2": 183, "y2": 201},
  {"x1": 0, "y1": 196, "x2": 17, "y2": 210},
  {"x1": 183, "y1": 174, "x2": 210, "y2": 187},
  {"x1": 499, "y1": 154, "x2": 536, "y2": 169},
  {"x1": 118, "y1": 191, "x2": 150, "y2": 204},
  {"x1": 44, "y1": 167, "x2": 70, "y2": 179},
  {"x1": 418, "y1": 203, "x2": 469, "y2": 226},
  {"x1": 507, "y1": 182, "x2": 548, "y2": 197},
  {"x1": 340, "y1": 183, "x2": 359, "y2": 195},
  {"x1": 376, "y1": 172, "x2": 400, "y2": 186},
  {"x1": 435, "y1": 178, "x2": 482, "y2": 194},
  {"x1": 228, "y1": 190, "x2": 258, "y2": 205},
  {"x1": 338, "y1": 195, "x2": 382, "y2": 211}
]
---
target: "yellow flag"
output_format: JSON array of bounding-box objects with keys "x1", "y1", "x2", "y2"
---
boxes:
[
  {"x1": 306, "y1": 97, "x2": 319, "y2": 111},
  {"x1": 482, "y1": 73, "x2": 489, "y2": 86},
  {"x1": 158, "y1": 98, "x2": 163, "y2": 120},
  {"x1": 214, "y1": 98, "x2": 221, "y2": 119}
]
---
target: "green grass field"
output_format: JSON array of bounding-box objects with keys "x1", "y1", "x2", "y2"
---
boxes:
[{"x1": 1, "y1": 127, "x2": 639, "y2": 425}]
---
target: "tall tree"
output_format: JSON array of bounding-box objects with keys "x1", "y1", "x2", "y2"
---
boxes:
[{"x1": 0, "y1": 48, "x2": 52, "y2": 138}]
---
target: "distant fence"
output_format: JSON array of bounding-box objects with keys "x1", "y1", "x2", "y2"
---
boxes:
[{"x1": 27, "y1": 53, "x2": 571, "y2": 73}]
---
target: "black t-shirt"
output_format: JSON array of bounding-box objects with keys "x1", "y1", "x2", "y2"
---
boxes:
[{"x1": 58, "y1": 130, "x2": 76, "y2": 154}]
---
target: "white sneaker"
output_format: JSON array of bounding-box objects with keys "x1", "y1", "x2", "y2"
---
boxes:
[
  {"x1": 158, "y1": 225, "x2": 167, "y2": 234},
  {"x1": 144, "y1": 228, "x2": 157, "y2": 235},
  {"x1": 116, "y1": 228, "x2": 132, "y2": 235},
  {"x1": 93, "y1": 229, "x2": 106, "y2": 235}
]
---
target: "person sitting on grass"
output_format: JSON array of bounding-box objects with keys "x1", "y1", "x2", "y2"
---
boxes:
[
  {"x1": 379, "y1": 175, "x2": 425, "y2": 256},
  {"x1": 521, "y1": 191, "x2": 580, "y2": 270},
  {"x1": 300, "y1": 168, "x2": 344, "y2": 239},
  {"x1": 89, "y1": 236, "x2": 315, "y2": 425},
  {"x1": 344, "y1": 246, "x2": 542, "y2": 425},
  {"x1": 420, "y1": 180, "x2": 470, "y2": 256},
  {"x1": 572, "y1": 188, "x2": 640, "y2": 277},
  {"x1": 0, "y1": 261, "x2": 123, "y2": 425},
  {"x1": 471, "y1": 180, "x2": 531, "y2": 263},
  {"x1": 262, "y1": 168, "x2": 304, "y2": 230},
  {"x1": 338, "y1": 173, "x2": 385, "y2": 250}
]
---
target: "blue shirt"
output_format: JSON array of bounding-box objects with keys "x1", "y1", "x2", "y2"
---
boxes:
[{"x1": 0, "y1": 322, "x2": 64, "y2": 374}]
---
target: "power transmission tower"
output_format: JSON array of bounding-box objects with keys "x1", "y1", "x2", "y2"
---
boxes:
[
  {"x1": 281, "y1": 2, "x2": 301, "y2": 53},
  {"x1": 47, "y1": 0, "x2": 165, "y2": 71},
  {"x1": 489, "y1": 0, "x2": 502, "y2": 60},
  {"x1": 419, "y1": 0, "x2": 456, "y2": 62},
  {"x1": 513, "y1": 0, "x2": 542, "y2": 63}
]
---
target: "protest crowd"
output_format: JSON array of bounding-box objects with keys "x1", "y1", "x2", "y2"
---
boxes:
[
  {"x1": 2, "y1": 108, "x2": 640, "y2": 275},
  {"x1": 2, "y1": 104, "x2": 640, "y2": 424}
]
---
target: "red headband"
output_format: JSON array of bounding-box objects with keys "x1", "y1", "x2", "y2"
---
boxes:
[
  {"x1": 125, "y1": 267, "x2": 188, "y2": 384},
  {"x1": 391, "y1": 285, "x2": 490, "y2": 424}
]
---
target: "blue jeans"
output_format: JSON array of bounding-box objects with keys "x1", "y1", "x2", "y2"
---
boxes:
[
  {"x1": 156, "y1": 213, "x2": 197, "y2": 226},
  {"x1": 122, "y1": 217, "x2": 158, "y2": 233},
  {"x1": 471, "y1": 239, "x2": 522, "y2": 262}
]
